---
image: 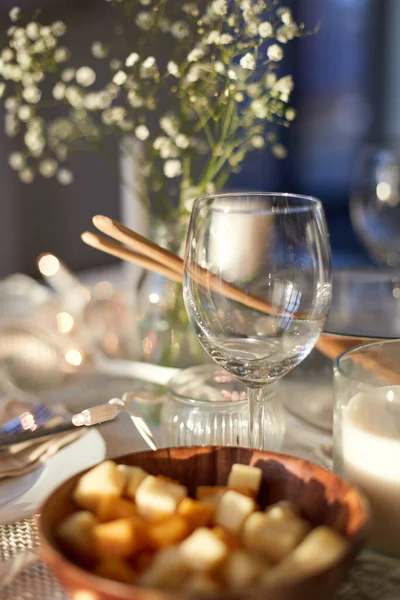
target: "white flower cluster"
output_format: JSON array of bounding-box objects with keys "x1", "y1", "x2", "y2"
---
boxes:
[{"x1": 0, "y1": 1, "x2": 307, "y2": 213}]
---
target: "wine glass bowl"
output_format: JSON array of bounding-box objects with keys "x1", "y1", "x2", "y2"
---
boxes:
[{"x1": 183, "y1": 193, "x2": 332, "y2": 449}]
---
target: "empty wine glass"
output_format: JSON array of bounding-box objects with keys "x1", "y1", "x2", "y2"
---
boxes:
[
  {"x1": 183, "y1": 192, "x2": 332, "y2": 449},
  {"x1": 350, "y1": 143, "x2": 400, "y2": 267}
]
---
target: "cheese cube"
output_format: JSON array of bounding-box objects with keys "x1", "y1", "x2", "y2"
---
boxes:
[
  {"x1": 265, "y1": 501, "x2": 300, "y2": 521},
  {"x1": 178, "y1": 498, "x2": 215, "y2": 529},
  {"x1": 56, "y1": 510, "x2": 98, "y2": 564},
  {"x1": 288, "y1": 526, "x2": 348, "y2": 573},
  {"x1": 139, "y1": 546, "x2": 188, "y2": 588},
  {"x1": 214, "y1": 490, "x2": 256, "y2": 534},
  {"x1": 147, "y1": 515, "x2": 190, "y2": 549},
  {"x1": 211, "y1": 527, "x2": 241, "y2": 550},
  {"x1": 117, "y1": 465, "x2": 148, "y2": 499},
  {"x1": 135, "y1": 475, "x2": 187, "y2": 521},
  {"x1": 179, "y1": 528, "x2": 228, "y2": 572},
  {"x1": 94, "y1": 557, "x2": 138, "y2": 584},
  {"x1": 73, "y1": 461, "x2": 126, "y2": 511},
  {"x1": 93, "y1": 518, "x2": 144, "y2": 558},
  {"x1": 243, "y1": 512, "x2": 311, "y2": 564},
  {"x1": 222, "y1": 550, "x2": 267, "y2": 588},
  {"x1": 227, "y1": 464, "x2": 262, "y2": 495},
  {"x1": 96, "y1": 496, "x2": 137, "y2": 522}
]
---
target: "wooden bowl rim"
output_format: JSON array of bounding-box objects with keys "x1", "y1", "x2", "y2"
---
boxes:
[{"x1": 38, "y1": 446, "x2": 370, "y2": 599}]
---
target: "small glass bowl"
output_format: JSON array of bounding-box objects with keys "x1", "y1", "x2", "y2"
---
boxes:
[{"x1": 161, "y1": 364, "x2": 285, "y2": 451}]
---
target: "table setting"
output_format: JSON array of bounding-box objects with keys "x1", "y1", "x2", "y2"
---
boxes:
[{"x1": 1, "y1": 0, "x2": 400, "y2": 599}]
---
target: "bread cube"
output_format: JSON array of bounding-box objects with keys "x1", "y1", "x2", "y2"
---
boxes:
[
  {"x1": 211, "y1": 527, "x2": 241, "y2": 550},
  {"x1": 178, "y1": 498, "x2": 215, "y2": 529},
  {"x1": 179, "y1": 527, "x2": 228, "y2": 572},
  {"x1": 96, "y1": 496, "x2": 137, "y2": 522},
  {"x1": 94, "y1": 557, "x2": 137, "y2": 584},
  {"x1": 135, "y1": 475, "x2": 187, "y2": 521},
  {"x1": 117, "y1": 465, "x2": 148, "y2": 500},
  {"x1": 56, "y1": 510, "x2": 98, "y2": 564},
  {"x1": 227, "y1": 464, "x2": 262, "y2": 495},
  {"x1": 265, "y1": 501, "x2": 300, "y2": 521},
  {"x1": 93, "y1": 517, "x2": 144, "y2": 558},
  {"x1": 222, "y1": 550, "x2": 267, "y2": 589},
  {"x1": 288, "y1": 526, "x2": 348, "y2": 573},
  {"x1": 73, "y1": 461, "x2": 126, "y2": 511},
  {"x1": 243, "y1": 512, "x2": 311, "y2": 564},
  {"x1": 139, "y1": 546, "x2": 188, "y2": 588},
  {"x1": 196, "y1": 485, "x2": 227, "y2": 501},
  {"x1": 147, "y1": 515, "x2": 190, "y2": 549},
  {"x1": 215, "y1": 490, "x2": 256, "y2": 534},
  {"x1": 183, "y1": 575, "x2": 221, "y2": 593}
]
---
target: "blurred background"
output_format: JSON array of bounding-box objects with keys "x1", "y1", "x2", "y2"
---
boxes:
[{"x1": 0, "y1": 0, "x2": 396, "y2": 277}]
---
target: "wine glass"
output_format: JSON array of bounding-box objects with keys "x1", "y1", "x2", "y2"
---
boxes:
[
  {"x1": 183, "y1": 192, "x2": 332, "y2": 449},
  {"x1": 350, "y1": 143, "x2": 400, "y2": 267}
]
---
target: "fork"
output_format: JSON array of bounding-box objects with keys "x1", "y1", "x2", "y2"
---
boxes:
[{"x1": 0, "y1": 403, "x2": 54, "y2": 436}]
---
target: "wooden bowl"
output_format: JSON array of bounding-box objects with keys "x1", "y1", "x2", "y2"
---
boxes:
[{"x1": 39, "y1": 446, "x2": 369, "y2": 600}]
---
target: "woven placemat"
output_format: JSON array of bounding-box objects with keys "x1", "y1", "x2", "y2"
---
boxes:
[{"x1": 0, "y1": 516, "x2": 67, "y2": 600}]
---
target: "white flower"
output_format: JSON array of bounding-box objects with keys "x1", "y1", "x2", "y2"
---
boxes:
[
  {"x1": 140, "y1": 56, "x2": 158, "y2": 79},
  {"x1": 171, "y1": 21, "x2": 190, "y2": 40},
  {"x1": 19, "y1": 167, "x2": 34, "y2": 183},
  {"x1": 164, "y1": 159, "x2": 182, "y2": 178},
  {"x1": 265, "y1": 72, "x2": 277, "y2": 88},
  {"x1": 135, "y1": 11, "x2": 154, "y2": 31},
  {"x1": 76, "y1": 66, "x2": 96, "y2": 87},
  {"x1": 258, "y1": 21, "x2": 273, "y2": 38},
  {"x1": 276, "y1": 23, "x2": 298, "y2": 43},
  {"x1": 127, "y1": 90, "x2": 144, "y2": 108},
  {"x1": 54, "y1": 47, "x2": 70, "y2": 63},
  {"x1": 210, "y1": 0, "x2": 227, "y2": 16},
  {"x1": 272, "y1": 143, "x2": 287, "y2": 159},
  {"x1": 175, "y1": 133, "x2": 189, "y2": 149},
  {"x1": 16, "y1": 52, "x2": 31, "y2": 69},
  {"x1": 135, "y1": 124, "x2": 149, "y2": 141},
  {"x1": 140, "y1": 0, "x2": 151, "y2": 4},
  {"x1": 214, "y1": 61, "x2": 225, "y2": 74},
  {"x1": 251, "y1": 99, "x2": 267, "y2": 119},
  {"x1": 48, "y1": 118, "x2": 74, "y2": 140},
  {"x1": 109, "y1": 59, "x2": 122, "y2": 71},
  {"x1": 26, "y1": 22, "x2": 39, "y2": 40},
  {"x1": 40, "y1": 26, "x2": 51, "y2": 38},
  {"x1": 277, "y1": 7, "x2": 293, "y2": 25},
  {"x1": 160, "y1": 115, "x2": 178, "y2": 137},
  {"x1": 228, "y1": 69, "x2": 237, "y2": 80},
  {"x1": 22, "y1": 85, "x2": 41, "y2": 104},
  {"x1": 9, "y1": 7, "x2": 20, "y2": 23},
  {"x1": 5, "y1": 113, "x2": 18, "y2": 136},
  {"x1": 206, "y1": 31, "x2": 221, "y2": 45},
  {"x1": 251, "y1": 135, "x2": 265, "y2": 148},
  {"x1": 182, "y1": 3, "x2": 199, "y2": 16},
  {"x1": 61, "y1": 68, "x2": 75, "y2": 82},
  {"x1": 240, "y1": 52, "x2": 255, "y2": 70},
  {"x1": 267, "y1": 44, "x2": 283, "y2": 62},
  {"x1": 125, "y1": 52, "x2": 139, "y2": 67},
  {"x1": 18, "y1": 105, "x2": 31, "y2": 121},
  {"x1": 5, "y1": 96, "x2": 19, "y2": 111},
  {"x1": 57, "y1": 168, "x2": 74, "y2": 184},
  {"x1": 187, "y1": 64, "x2": 202, "y2": 82},
  {"x1": 285, "y1": 107, "x2": 296, "y2": 121},
  {"x1": 113, "y1": 70, "x2": 127, "y2": 85},
  {"x1": 274, "y1": 75, "x2": 294, "y2": 101},
  {"x1": 53, "y1": 82, "x2": 65, "y2": 100},
  {"x1": 0, "y1": 83, "x2": 5, "y2": 98},
  {"x1": 187, "y1": 47, "x2": 204, "y2": 62},
  {"x1": 167, "y1": 61, "x2": 180, "y2": 77},
  {"x1": 24, "y1": 129, "x2": 44, "y2": 156},
  {"x1": 65, "y1": 86, "x2": 84, "y2": 108},
  {"x1": 8, "y1": 151, "x2": 24, "y2": 170},
  {"x1": 39, "y1": 158, "x2": 57, "y2": 178},
  {"x1": 91, "y1": 41, "x2": 108, "y2": 59},
  {"x1": 51, "y1": 21, "x2": 67, "y2": 37},
  {"x1": 220, "y1": 34, "x2": 233, "y2": 45}
]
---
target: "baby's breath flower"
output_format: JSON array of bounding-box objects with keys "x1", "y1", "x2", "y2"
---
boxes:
[
  {"x1": 54, "y1": 47, "x2": 70, "y2": 63},
  {"x1": 19, "y1": 167, "x2": 34, "y2": 183},
  {"x1": 51, "y1": 21, "x2": 67, "y2": 37},
  {"x1": 160, "y1": 115, "x2": 178, "y2": 137},
  {"x1": 40, "y1": 26, "x2": 51, "y2": 38},
  {"x1": 214, "y1": 61, "x2": 225, "y2": 74},
  {"x1": 2, "y1": 49, "x2": 13, "y2": 62},
  {"x1": 109, "y1": 59, "x2": 122, "y2": 71},
  {"x1": 258, "y1": 21, "x2": 273, "y2": 38},
  {"x1": 220, "y1": 34, "x2": 233, "y2": 45},
  {"x1": 39, "y1": 158, "x2": 57, "y2": 178},
  {"x1": 22, "y1": 85, "x2": 41, "y2": 104},
  {"x1": 240, "y1": 52, "x2": 255, "y2": 71},
  {"x1": 210, "y1": 0, "x2": 227, "y2": 16},
  {"x1": 127, "y1": 90, "x2": 144, "y2": 108},
  {"x1": 167, "y1": 61, "x2": 179, "y2": 77},
  {"x1": 171, "y1": 22, "x2": 190, "y2": 40},
  {"x1": 285, "y1": 107, "x2": 296, "y2": 121},
  {"x1": 187, "y1": 47, "x2": 204, "y2": 62},
  {"x1": 135, "y1": 124, "x2": 149, "y2": 141},
  {"x1": 274, "y1": 74, "x2": 294, "y2": 101},
  {"x1": 251, "y1": 135, "x2": 265, "y2": 148},
  {"x1": 0, "y1": 83, "x2": 6, "y2": 98},
  {"x1": 277, "y1": 7, "x2": 293, "y2": 25},
  {"x1": 164, "y1": 159, "x2": 182, "y2": 178},
  {"x1": 61, "y1": 68, "x2": 75, "y2": 83},
  {"x1": 53, "y1": 82, "x2": 65, "y2": 100},
  {"x1": 91, "y1": 41, "x2": 108, "y2": 59},
  {"x1": 265, "y1": 72, "x2": 277, "y2": 88},
  {"x1": 272, "y1": 143, "x2": 287, "y2": 159},
  {"x1": 5, "y1": 96, "x2": 19, "y2": 111},
  {"x1": 267, "y1": 44, "x2": 283, "y2": 62},
  {"x1": 113, "y1": 70, "x2": 127, "y2": 85},
  {"x1": 251, "y1": 99, "x2": 267, "y2": 119},
  {"x1": 140, "y1": 56, "x2": 158, "y2": 79},
  {"x1": 65, "y1": 86, "x2": 84, "y2": 108},
  {"x1": 26, "y1": 22, "x2": 39, "y2": 41},
  {"x1": 18, "y1": 105, "x2": 32, "y2": 121},
  {"x1": 16, "y1": 52, "x2": 31, "y2": 69},
  {"x1": 228, "y1": 69, "x2": 237, "y2": 80},
  {"x1": 5, "y1": 113, "x2": 18, "y2": 136},
  {"x1": 57, "y1": 168, "x2": 74, "y2": 184},
  {"x1": 9, "y1": 8, "x2": 20, "y2": 23},
  {"x1": 126, "y1": 52, "x2": 139, "y2": 67},
  {"x1": 135, "y1": 11, "x2": 154, "y2": 31},
  {"x1": 175, "y1": 133, "x2": 189, "y2": 149},
  {"x1": 76, "y1": 66, "x2": 96, "y2": 87},
  {"x1": 139, "y1": 0, "x2": 151, "y2": 4},
  {"x1": 8, "y1": 151, "x2": 24, "y2": 170}
]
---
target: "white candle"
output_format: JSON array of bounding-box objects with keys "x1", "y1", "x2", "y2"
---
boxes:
[{"x1": 341, "y1": 386, "x2": 400, "y2": 556}]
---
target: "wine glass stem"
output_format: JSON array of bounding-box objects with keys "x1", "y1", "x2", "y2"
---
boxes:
[{"x1": 247, "y1": 386, "x2": 264, "y2": 450}]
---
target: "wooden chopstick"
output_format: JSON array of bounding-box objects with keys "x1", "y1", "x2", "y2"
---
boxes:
[{"x1": 81, "y1": 231, "x2": 182, "y2": 283}]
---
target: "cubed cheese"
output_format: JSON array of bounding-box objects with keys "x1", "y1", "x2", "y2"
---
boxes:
[
  {"x1": 117, "y1": 465, "x2": 148, "y2": 499},
  {"x1": 73, "y1": 461, "x2": 126, "y2": 511},
  {"x1": 214, "y1": 490, "x2": 256, "y2": 534},
  {"x1": 179, "y1": 528, "x2": 228, "y2": 572},
  {"x1": 135, "y1": 475, "x2": 187, "y2": 521},
  {"x1": 227, "y1": 464, "x2": 262, "y2": 495}
]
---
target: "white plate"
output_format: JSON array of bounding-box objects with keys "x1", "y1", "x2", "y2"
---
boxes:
[{"x1": 0, "y1": 428, "x2": 106, "y2": 525}]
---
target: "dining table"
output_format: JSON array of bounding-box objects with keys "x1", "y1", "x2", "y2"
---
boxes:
[{"x1": 0, "y1": 264, "x2": 399, "y2": 600}]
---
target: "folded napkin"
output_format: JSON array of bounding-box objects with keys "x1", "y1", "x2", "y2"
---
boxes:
[{"x1": 0, "y1": 397, "x2": 84, "y2": 479}]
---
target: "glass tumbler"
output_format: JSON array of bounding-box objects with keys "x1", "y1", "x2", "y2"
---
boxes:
[
  {"x1": 161, "y1": 364, "x2": 285, "y2": 451},
  {"x1": 333, "y1": 339, "x2": 400, "y2": 557}
]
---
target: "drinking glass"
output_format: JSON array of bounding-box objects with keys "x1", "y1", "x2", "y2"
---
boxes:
[
  {"x1": 183, "y1": 192, "x2": 332, "y2": 449},
  {"x1": 350, "y1": 143, "x2": 400, "y2": 267}
]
